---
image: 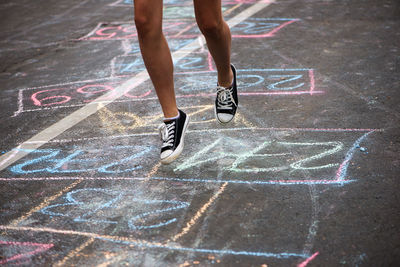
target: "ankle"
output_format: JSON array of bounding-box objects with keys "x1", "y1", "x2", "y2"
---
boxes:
[
  {"x1": 164, "y1": 110, "x2": 180, "y2": 122},
  {"x1": 218, "y1": 68, "x2": 234, "y2": 88}
]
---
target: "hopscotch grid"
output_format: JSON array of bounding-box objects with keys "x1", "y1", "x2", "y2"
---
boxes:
[
  {"x1": 1, "y1": 0, "x2": 329, "y2": 263},
  {"x1": 6, "y1": 128, "x2": 383, "y2": 146},
  {"x1": 77, "y1": 17, "x2": 299, "y2": 41},
  {"x1": 0, "y1": 176, "x2": 357, "y2": 185},
  {"x1": 17, "y1": 91, "x2": 325, "y2": 115},
  {"x1": 0, "y1": 129, "x2": 377, "y2": 185},
  {"x1": 111, "y1": 50, "x2": 211, "y2": 76},
  {"x1": 0, "y1": 0, "x2": 278, "y2": 174},
  {"x1": 0, "y1": 225, "x2": 309, "y2": 259},
  {"x1": 232, "y1": 18, "x2": 300, "y2": 38},
  {"x1": 14, "y1": 69, "x2": 320, "y2": 115},
  {"x1": 16, "y1": 68, "x2": 314, "y2": 91}
]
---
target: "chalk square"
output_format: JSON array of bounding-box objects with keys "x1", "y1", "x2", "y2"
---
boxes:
[
  {"x1": 79, "y1": 21, "x2": 192, "y2": 41},
  {"x1": 111, "y1": 52, "x2": 211, "y2": 76},
  {"x1": 13, "y1": 68, "x2": 319, "y2": 116},
  {"x1": 174, "y1": 18, "x2": 300, "y2": 39},
  {"x1": 14, "y1": 76, "x2": 150, "y2": 116},
  {"x1": 3, "y1": 128, "x2": 374, "y2": 185},
  {"x1": 7, "y1": 182, "x2": 314, "y2": 260},
  {"x1": 171, "y1": 69, "x2": 320, "y2": 96}
]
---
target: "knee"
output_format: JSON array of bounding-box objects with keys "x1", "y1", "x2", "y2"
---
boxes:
[
  {"x1": 134, "y1": 14, "x2": 161, "y2": 38},
  {"x1": 197, "y1": 18, "x2": 224, "y2": 38}
]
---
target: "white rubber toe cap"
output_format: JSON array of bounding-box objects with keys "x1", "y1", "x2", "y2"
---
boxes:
[
  {"x1": 160, "y1": 150, "x2": 173, "y2": 161},
  {"x1": 217, "y1": 113, "x2": 234, "y2": 123}
]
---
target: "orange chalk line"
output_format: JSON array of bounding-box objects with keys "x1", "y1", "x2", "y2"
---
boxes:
[
  {"x1": 173, "y1": 3, "x2": 242, "y2": 38},
  {"x1": 224, "y1": 3, "x2": 243, "y2": 16},
  {"x1": 145, "y1": 162, "x2": 162, "y2": 179},
  {"x1": 8, "y1": 179, "x2": 82, "y2": 227},
  {"x1": 170, "y1": 182, "x2": 228, "y2": 242},
  {"x1": 54, "y1": 238, "x2": 95, "y2": 267},
  {"x1": 173, "y1": 23, "x2": 198, "y2": 38}
]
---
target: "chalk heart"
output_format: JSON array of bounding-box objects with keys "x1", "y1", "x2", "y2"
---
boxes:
[{"x1": 39, "y1": 188, "x2": 189, "y2": 230}]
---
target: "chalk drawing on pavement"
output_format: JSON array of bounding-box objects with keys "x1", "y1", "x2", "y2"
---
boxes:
[
  {"x1": 78, "y1": 18, "x2": 299, "y2": 41},
  {"x1": 0, "y1": 240, "x2": 54, "y2": 265},
  {"x1": 13, "y1": 68, "x2": 320, "y2": 116},
  {"x1": 2, "y1": 128, "x2": 375, "y2": 186}
]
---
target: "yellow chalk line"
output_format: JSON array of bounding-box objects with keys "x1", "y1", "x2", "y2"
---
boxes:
[
  {"x1": 0, "y1": 1, "x2": 273, "y2": 171},
  {"x1": 146, "y1": 162, "x2": 162, "y2": 179},
  {"x1": 0, "y1": 225, "x2": 166, "y2": 248},
  {"x1": 170, "y1": 182, "x2": 228, "y2": 242},
  {"x1": 9, "y1": 179, "x2": 82, "y2": 226},
  {"x1": 172, "y1": 3, "x2": 242, "y2": 38},
  {"x1": 224, "y1": 3, "x2": 243, "y2": 16},
  {"x1": 97, "y1": 103, "x2": 254, "y2": 135},
  {"x1": 54, "y1": 237, "x2": 95, "y2": 266},
  {"x1": 98, "y1": 105, "x2": 215, "y2": 133}
]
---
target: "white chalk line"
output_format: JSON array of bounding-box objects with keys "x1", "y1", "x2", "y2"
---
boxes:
[
  {"x1": 0, "y1": 1, "x2": 275, "y2": 171},
  {"x1": 14, "y1": 127, "x2": 381, "y2": 145}
]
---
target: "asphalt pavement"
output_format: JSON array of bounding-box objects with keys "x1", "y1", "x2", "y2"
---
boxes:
[{"x1": 0, "y1": 0, "x2": 399, "y2": 266}]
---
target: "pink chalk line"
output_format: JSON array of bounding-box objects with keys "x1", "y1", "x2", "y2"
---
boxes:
[
  {"x1": 208, "y1": 52, "x2": 215, "y2": 71},
  {"x1": 297, "y1": 251, "x2": 319, "y2": 267},
  {"x1": 335, "y1": 131, "x2": 373, "y2": 182},
  {"x1": 309, "y1": 69, "x2": 315, "y2": 94},
  {"x1": 0, "y1": 240, "x2": 54, "y2": 264},
  {"x1": 76, "y1": 21, "x2": 136, "y2": 41},
  {"x1": 335, "y1": 159, "x2": 349, "y2": 181},
  {"x1": 17, "y1": 75, "x2": 133, "y2": 91},
  {"x1": 15, "y1": 91, "x2": 325, "y2": 115}
]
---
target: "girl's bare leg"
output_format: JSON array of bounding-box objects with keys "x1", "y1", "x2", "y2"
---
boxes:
[
  {"x1": 134, "y1": 0, "x2": 178, "y2": 118},
  {"x1": 193, "y1": 0, "x2": 233, "y2": 87}
]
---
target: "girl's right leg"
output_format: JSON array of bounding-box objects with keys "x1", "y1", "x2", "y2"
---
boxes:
[
  {"x1": 134, "y1": 0, "x2": 189, "y2": 164},
  {"x1": 134, "y1": 0, "x2": 178, "y2": 118}
]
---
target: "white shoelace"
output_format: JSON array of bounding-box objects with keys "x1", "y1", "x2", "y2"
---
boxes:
[
  {"x1": 158, "y1": 121, "x2": 175, "y2": 148},
  {"x1": 216, "y1": 86, "x2": 237, "y2": 110}
]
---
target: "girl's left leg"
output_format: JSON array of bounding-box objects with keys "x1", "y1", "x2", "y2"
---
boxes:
[
  {"x1": 194, "y1": 0, "x2": 238, "y2": 124},
  {"x1": 193, "y1": 0, "x2": 233, "y2": 87}
]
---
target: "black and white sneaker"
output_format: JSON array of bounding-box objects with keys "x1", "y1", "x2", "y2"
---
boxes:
[
  {"x1": 158, "y1": 109, "x2": 190, "y2": 164},
  {"x1": 215, "y1": 64, "x2": 238, "y2": 124}
]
